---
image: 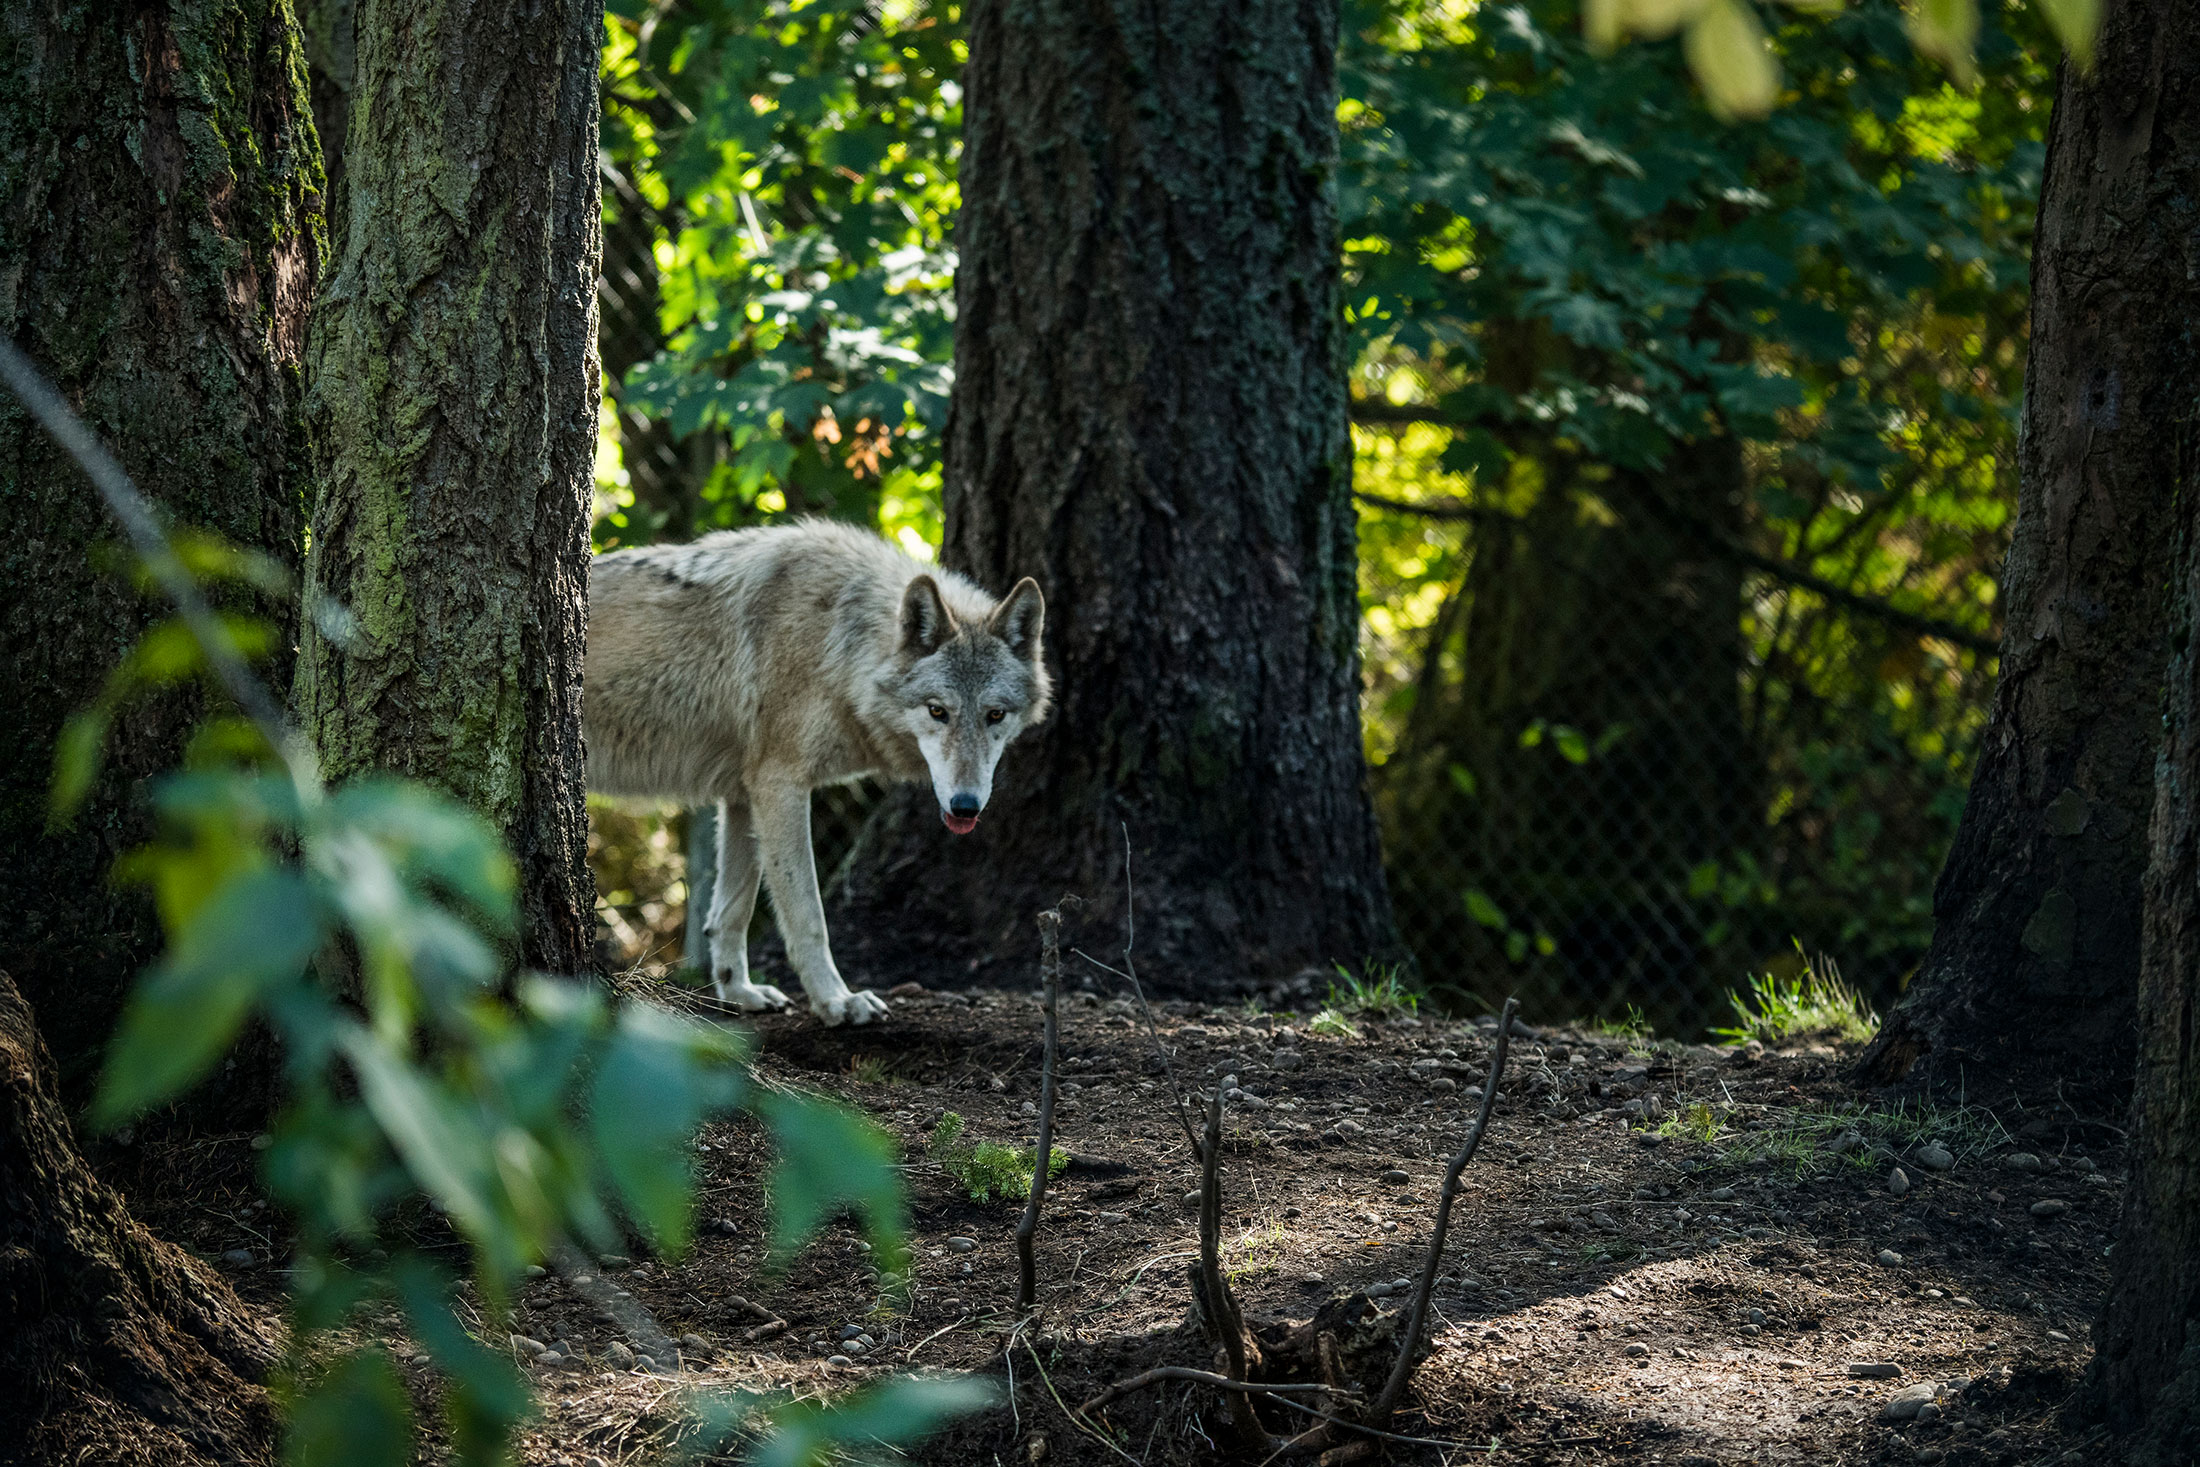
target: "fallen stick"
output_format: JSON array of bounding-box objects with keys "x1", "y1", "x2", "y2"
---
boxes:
[{"x1": 1080, "y1": 1366, "x2": 1356, "y2": 1415}]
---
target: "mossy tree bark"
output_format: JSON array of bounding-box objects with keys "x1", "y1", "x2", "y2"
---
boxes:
[
  {"x1": 0, "y1": 0, "x2": 324, "y2": 1089},
  {"x1": 296, "y1": 0, "x2": 603, "y2": 974},
  {"x1": 0, "y1": 973, "x2": 277, "y2": 1467},
  {"x1": 1855, "y1": 21, "x2": 2185, "y2": 1096},
  {"x1": 829, "y1": 0, "x2": 1398, "y2": 993}
]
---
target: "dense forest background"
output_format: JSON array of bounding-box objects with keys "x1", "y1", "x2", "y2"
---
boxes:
[{"x1": 586, "y1": 0, "x2": 2049, "y2": 1035}]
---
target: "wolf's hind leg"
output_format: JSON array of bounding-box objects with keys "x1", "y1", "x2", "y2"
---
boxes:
[
  {"x1": 706, "y1": 799, "x2": 789, "y2": 1011},
  {"x1": 751, "y1": 778, "x2": 889, "y2": 1027}
]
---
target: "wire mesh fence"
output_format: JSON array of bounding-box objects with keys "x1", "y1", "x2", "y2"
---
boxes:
[{"x1": 588, "y1": 164, "x2": 1996, "y2": 1039}]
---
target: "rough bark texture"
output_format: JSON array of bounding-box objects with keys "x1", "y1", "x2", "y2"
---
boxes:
[
  {"x1": 297, "y1": 0, "x2": 603, "y2": 974},
  {"x1": 1856, "y1": 24, "x2": 2186, "y2": 1095},
  {"x1": 0, "y1": 972, "x2": 278, "y2": 1467},
  {"x1": 827, "y1": 0, "x2": 1397, "y2": 993},
  {"x1": 0, "y1": 0, "x2": 323, "y2": 1089},
  {"x1": 2083, "y1": 14, "x2": 2200, "y2": 1446}
]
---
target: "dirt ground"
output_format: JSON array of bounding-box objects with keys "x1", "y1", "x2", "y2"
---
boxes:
[{"x1": 118, "y1": 976, "x2": 2131, "y2": 1467}]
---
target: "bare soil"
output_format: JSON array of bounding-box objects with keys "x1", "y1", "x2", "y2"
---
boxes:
[{"x1": 115, "y1": 981, "x2": 2130, "y2": 1467}]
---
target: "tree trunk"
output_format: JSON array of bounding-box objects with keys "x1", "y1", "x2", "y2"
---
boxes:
[
  {"x1": 1855, "y1": 23, "x2": 2186, "y2": 1095},
  {"x1": 0, "y1": 0, "x2": 323, "y2": 1090},
  {"x1": 0, "y1": 972, "x2": 278, "y2": 1467},
  {"x1": 296, "y1": 0, "x2": 603, "y2": 975},
  {"x1": 2078, "y1": 8, "x2": 2200, "y2": 1443},
  {"x1": 827, "y1": 0, "x2": 1397, "y2": 993}
]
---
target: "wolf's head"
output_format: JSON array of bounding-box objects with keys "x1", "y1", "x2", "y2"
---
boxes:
[{"x1": 889, "y1": 574, "x2": 1050, "y2": 834}]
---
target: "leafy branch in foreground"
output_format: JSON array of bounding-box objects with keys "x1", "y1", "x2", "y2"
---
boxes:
[{"x1": 1, "y1": 335, "x2": 986, "y2": 1467}]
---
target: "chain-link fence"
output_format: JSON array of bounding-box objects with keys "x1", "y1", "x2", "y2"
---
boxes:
[{"x1": 590, "y1": 165, "x2": 1996, "y2": 1038}]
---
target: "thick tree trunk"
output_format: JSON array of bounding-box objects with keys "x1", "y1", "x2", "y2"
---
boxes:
[
  {"x1": 1856, "y1": 24, "x2": 2187, "y2": 1094},
  {"x1": 2081, "y1": 13, "x2": 2200, "y2": 1447},
  {"x1": 0, "y1": 0, "x2": 323, "y2": 1089},
  {"x1": 0, "y1": 972, "x2": 277, "y2": 1467},
  {"x1": 827, "y1": 0, "x2": 1397, "y2": 993},
  {"x1": 296, "y1": 0, "x2": 603, "y2": 974}
]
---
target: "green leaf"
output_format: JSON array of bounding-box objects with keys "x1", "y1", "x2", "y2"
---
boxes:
[
  {"x1": 49, "y1": 707, "x2": 109, "y2": 823},
  {"x1": 392, "y1": 1257, "x2": 532, "y2": 1467},
  {"x1": 285, "y1": 1349, "x2": 413, "y2": 1467},
  {"x1": 590, "y1": 1005, "x2": 748, "y2": 1255},
  {"x1": 758, "y1": 1090, "x2": 908, "y2": 1275},
  {"x1": 1554, "y1": 726, "x2": 1591, "y2": 765},
  {"x1": 94, "y1": 866, "x2": 323, "y2": 1126},
  {"x1": 747, "y1": 1376, "x2": 1001, "y2": 1467},
  {"x1": 1684, "y1": 0, "x2": 1780, "y2": 120},
  {"x1": 1463, "y1": 888, "x2": 1509, "y2": 930},
  {"x1": 2036, "y1": 0, "x2": 2100, "y2": 69},
  {"x1": 326, "y1": 778, "x2": 517, "y2": 933},
  {"x1": 1905, "y1": 0, "x2": 1980, "y2": 87},
  {"x1": 339, "y1": 1028, "x2": 499, "y2": 1251}
]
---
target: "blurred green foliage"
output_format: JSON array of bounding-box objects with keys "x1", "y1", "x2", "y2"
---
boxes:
[
  {"x1": 595, "y1": 0, "x2": 2061, "y2": 1029},
  {"x1": 58, "y1": 544, "x2": 982, "y2": 1466}
]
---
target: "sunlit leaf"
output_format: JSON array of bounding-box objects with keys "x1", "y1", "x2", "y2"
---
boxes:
[
  {"x1": 1684, "y1": 0, "x2": 1780, "y2": 120},
  {"x1": 2036, "y1": 0, "x2": 2099, "y2": 69},
  {"x1": 327, "y1": 778, "x2": 517, "y2": 933},
  {"x1": 746, "y1": 1376, "x2": 1001, "y2": 1467},
  {"x1": 285, "y1": 1349, "x2": 413, "y2": 1467},
  {"x1": 1905, "y1": 0, "x2": 1981, "y2": 87},
  {"x1": 94, "y1": 865, "x2": 323, "y2": 1126},
  {"x1": 1464, "y1": 888, "x2": 1509, "y2": 930}
]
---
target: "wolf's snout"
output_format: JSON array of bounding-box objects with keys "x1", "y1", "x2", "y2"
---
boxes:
[{"x1": 942, "y1": 793, "x2": 981, "y2": 835}]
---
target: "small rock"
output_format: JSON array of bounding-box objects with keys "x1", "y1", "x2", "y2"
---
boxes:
[
  {"x1": 1828, "y1": 1131, "x2": 1865, "y2": 1156},
  {"x1": 1097, "y1": 1211, "x2": 1128, "y2": 1225},
  {"x1": 1624, "y1": 1343, "x2": 1649, "y2": 1358},
  {"x1": 2030, "y1": 1199, "x2": 2070, "y2": 1218},
  {"x1": 2047, "y1": 1329, "x2": 2072, "y2": 1343},
  {"x1": 826, "y1": 1354, "x2": 853, "y2": 1368},
  {"x1": 634, "y1": 1353, "x2": 659, "y2": 1372},
  {"x1": 1380, "y1": 1168, "x2": 1411, "y2": 1186},
  {"x1": 680, "y1": 1332, "x2": 709, "y2": 1354},
  {"x1": 220, "y1": 1249, "x2": 256, "y2": 1269},
  {"x1": 523, "y1": 1264, "x2": 547, "y2": 1278},
  {"x1": 1708, "y1": 1187, "x2": 1737, "y2": 1202},
  {"x1": 1366, "y1": 1282, "x2": 1394, "y2": 1299},
  {"x1": 1888, "y1": 1167, "x2": 1912, "y2": 1196},
  {"x1": 840, "y1": 1325, "x2": 867, "y2": 1341},
  {"x1": 510, "y1": 1335, "x2": 547, "y2": 1356},
  {"x1": 534, "y1": 1352, "x2": 565, "y2": 1368},
  {"x1": 1879, "y1": 1381, "x2": 1938, "y2": 1422},
  {"x1": 2006, "y1": 1151, "x2": 2044, "y2": 1172},
  {"x1": 1272, "y1": 1050, "x2": 1306, "y2": 1072},
  {"x1": 605, "y1": 1342, "x2": 637, "y2": 1370},
  {"x1": 1182, "y1": 1190, "x2": 1203, "y2": 1205},
  {"x1": 947, "y1": 1236, "x2": 979, "y2": 1253},
  {"x1": 1915, "y1": 1402, "x2": 1942, "y2": 1425},
  {"x1": 1847, "y1": 1362, "x2": 1904, "y2": 1378},
  {"x1": 1336, "y1": 1119, "x2": 1365, "y2": 1136},
  {"x1": 887, "y1": 981, "x2": 927, "y2": 997},
  {"x1": 1913, "y1": 1144, "x2": 1954, "y2": 1172},
  {"x1": 1746, "y1": 1308, "x2": 1766, "y2": 1326},
  {"x1": 1430, "y1": 1078, "x2": 1458, "y2": 1094},
  {"x1": 1877, "y1": 1249, "x2": 1905, "y2": 1267},
  {"x1": 1740, "y1": 1324, "x2": 1761, "y2": 1336}
]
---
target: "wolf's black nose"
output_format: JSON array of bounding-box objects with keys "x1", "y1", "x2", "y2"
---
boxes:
[{"x1": 949, "y1": 794, "x2": 981, "y2": 818}]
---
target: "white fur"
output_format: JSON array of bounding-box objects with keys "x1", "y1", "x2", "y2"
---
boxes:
[{"x1": 585, "y1": 520, "x2": 1048, "y2": 1025}]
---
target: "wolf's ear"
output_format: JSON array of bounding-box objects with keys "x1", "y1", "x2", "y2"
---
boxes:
[
  {"x1": 899, "y1": 574, "x2": 955, "y2": 657},
  {"x1": 988, "y1": 577, "x2": 1045, "y2": 661}
]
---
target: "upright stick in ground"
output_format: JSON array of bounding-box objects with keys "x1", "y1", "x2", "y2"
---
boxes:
[
  {"x1": 1015, "y1": 908, "x2": 1063, "y2": 1315},
  {"x1": 1370, "y1": 995, "x2": 1521, "y2": 1422}
]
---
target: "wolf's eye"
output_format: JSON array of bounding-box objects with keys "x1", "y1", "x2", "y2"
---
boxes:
[
  {"x1": 928, "y1": 703, "x2": 949, "y2": 722},
  {"x1": 985, "y1": 709, "x2": 1006, "y2": 725}
]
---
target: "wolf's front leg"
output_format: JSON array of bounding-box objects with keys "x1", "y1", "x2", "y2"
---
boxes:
[
  {"x1": 705, "y1": 800, "x2": 790, "y2": 1012},
  {"x1": 750, "y1": 778, "x2": 890, "y2": 1026}
]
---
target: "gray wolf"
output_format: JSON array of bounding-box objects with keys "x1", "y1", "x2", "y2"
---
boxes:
[{"x1": 584, "y1": 520, "x2": 1050, "y2": 1025}]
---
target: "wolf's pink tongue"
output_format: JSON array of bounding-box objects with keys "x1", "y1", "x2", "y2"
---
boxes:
[{"x1": 942, "y1": 811, "x2": 979, "y2": 835}]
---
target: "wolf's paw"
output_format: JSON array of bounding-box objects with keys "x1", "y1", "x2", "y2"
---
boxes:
[
  {"x1": 714, "y1": 978, "x2": 792, "y2": 1012},
  {"x1": 814, "y1": 989, "x2": 891, "y2": 1027}
]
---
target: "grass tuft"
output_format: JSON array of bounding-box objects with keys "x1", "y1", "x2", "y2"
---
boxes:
[
  {"x1": 1716, "y1": 947, "x2": 1879, "y2": 1045},
  {"x1": 1326, "y1": 962, "x2": 1421, "y2": 1016},
  {"x1": 1307, "y1": 1008, "x2": 1363, "y2": 1040},
  {"x1": 927, "y1": 1112, "x2": 1065, "y2": 1204}
]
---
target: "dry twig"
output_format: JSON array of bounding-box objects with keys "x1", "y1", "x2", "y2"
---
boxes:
[
  {"x1": 1072, "y1": 825, "x2": 1200, "y2": 1152},
  {"x1": 1016, "y1": 908, "x2": 1064, "y2": 1314},
  {"x1": 1370, "y1": 994, "x2": 1520, "y2": 1422}
]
